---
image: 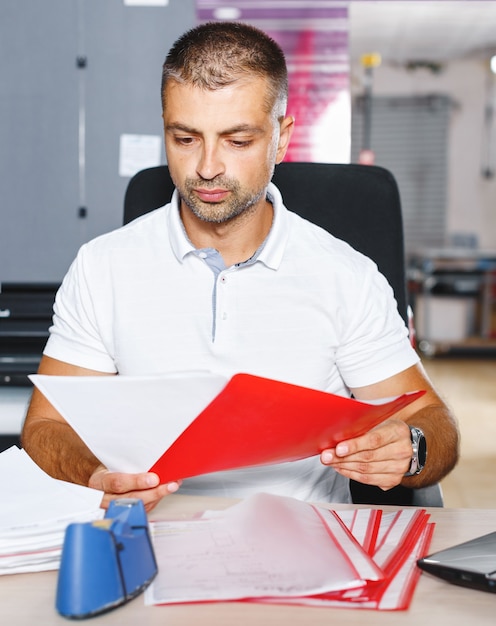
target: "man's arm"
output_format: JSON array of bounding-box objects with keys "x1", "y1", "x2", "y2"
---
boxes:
[
  {"x1": 320, "y1": 362, "x2": 459, "y2": 491},
  {"x1": 21, "y1": 355, "x2": 179, "y2": 511}
]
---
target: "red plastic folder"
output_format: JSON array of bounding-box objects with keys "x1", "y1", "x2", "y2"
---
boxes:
[{"x1": 149, "y1": 373, "x2": 425, "y2": 483}]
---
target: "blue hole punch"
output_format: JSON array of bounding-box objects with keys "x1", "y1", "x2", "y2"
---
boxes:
[{"x1": 56, "y1": 498, "x2": 157, "y2": 619}]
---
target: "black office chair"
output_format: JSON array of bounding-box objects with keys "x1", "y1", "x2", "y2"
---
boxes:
[{"x1": 124, "y1": 162, "x2": 443, "y2": 507}]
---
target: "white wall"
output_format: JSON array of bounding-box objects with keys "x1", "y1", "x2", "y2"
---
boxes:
[{"x1": 350, "y1": 57, "x2": 496, "y2": 249}]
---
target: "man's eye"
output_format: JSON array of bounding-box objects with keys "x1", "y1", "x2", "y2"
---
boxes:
[
  {"x1": 175, "y1": 136, "x2": 195, "y2": 145},
  {"x1": 230, "y1": 140, "x2": 252, "y2": 148}
]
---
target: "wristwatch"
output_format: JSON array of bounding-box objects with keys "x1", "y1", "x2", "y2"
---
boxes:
[{"x1": 404, "y1": 426, "x2": 427, "y2": 476}]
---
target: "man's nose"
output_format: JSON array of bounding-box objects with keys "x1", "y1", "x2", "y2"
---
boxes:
[{"x1": 196, "y1": 144, "x2": 225, "y2": 180}]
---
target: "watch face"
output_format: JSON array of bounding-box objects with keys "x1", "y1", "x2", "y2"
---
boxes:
[{"x1": 418, "y1": 432, "x2": 427, "y2": 467}]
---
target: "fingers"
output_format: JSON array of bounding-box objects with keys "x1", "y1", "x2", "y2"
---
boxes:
[
  {"x1": 89, "y1": 467, "x2": 181, "y2": 513},
  {"x1": 326, "y1": 459, "x2": 409, "y2": 491},
  {"x1": 320, "y1": 419, "x2": 413, "y2": 491},
  {"x1": 99, "y1": 481, "x2": 179, "y2": 513},
  {"x1": 97, "y1": 470, "x2": 160, "y2": 493}
]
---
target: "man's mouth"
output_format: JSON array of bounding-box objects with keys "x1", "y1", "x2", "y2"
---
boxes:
[{"x1": 194, "y1": 188, "x2": 230, "y2": 203}]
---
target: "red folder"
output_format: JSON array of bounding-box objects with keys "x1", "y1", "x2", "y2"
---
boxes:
[{"x1": 149, "y1": 373, "x2": 425, "y2": 483}]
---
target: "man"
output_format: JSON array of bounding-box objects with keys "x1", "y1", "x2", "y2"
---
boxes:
[{"x1": 22, "y1": 22, "x2": 459, "y2": 512}]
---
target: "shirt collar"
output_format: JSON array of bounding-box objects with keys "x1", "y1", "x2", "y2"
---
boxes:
[{"x1": 167, "y1": 182, "x2": 290, "y2": 270}]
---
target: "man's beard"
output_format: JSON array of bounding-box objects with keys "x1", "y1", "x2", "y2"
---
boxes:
[{"x1": 178, "y1": 176, "x2": 266, "y2": 224}]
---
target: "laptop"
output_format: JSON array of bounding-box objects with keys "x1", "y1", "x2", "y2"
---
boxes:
[{"x1": 417, "y1": 531, "x2": 496, "y2": 593}]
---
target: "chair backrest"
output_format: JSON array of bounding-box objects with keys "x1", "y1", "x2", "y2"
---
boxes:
[{"x1": 123, "y1": 162, "x2": 443, "y2": 507}]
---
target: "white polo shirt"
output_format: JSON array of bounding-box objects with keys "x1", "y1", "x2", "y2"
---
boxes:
[{"x1": 45, "y1": 183, "x2": 419, "y2": 502}]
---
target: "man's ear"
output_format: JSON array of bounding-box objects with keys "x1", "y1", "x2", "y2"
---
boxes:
[{"x1": 275, "y1": 115, "x2": 295, "y2": 164}]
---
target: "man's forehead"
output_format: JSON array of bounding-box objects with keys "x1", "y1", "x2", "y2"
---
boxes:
[
  {"x1": 163, "y1": 75, "x2": 270, "y2": 99},
  {"x1": 162, "y1": 79, "x2": 275, "y2": 129}
]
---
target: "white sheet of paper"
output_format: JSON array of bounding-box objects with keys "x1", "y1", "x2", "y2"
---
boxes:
[
  {"x1": 29, "y1": 372, "x2": 228, "y2": 473},
  {"x1": 118, "y1": 133, "x2": 162, "y2": 177}
]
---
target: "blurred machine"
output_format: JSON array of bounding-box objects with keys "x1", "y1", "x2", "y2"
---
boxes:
[{"x1": 0, "y1": 282, "x2": 58, "y2": 386}]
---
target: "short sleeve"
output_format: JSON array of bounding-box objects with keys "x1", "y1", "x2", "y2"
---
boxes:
[
  {"x1": 335, "y1": 260, "x2": 419, "y2": 389},
  {"x1": 43, "y1": 244, "x2": 117, "y2": 373}
]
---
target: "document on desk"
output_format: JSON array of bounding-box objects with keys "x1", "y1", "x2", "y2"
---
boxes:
[
  {"x1": 145, "y1": 492, "x2": 434, "y2": 610},
  {"x1": 29, "y1": 372, "x2": 425, "y2": 482},
  {"x1": 146, "y1": 493, "x2": 382, "y2": 604}
]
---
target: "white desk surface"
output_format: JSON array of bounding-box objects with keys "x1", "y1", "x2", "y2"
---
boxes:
[{"x1": 1, "y1": 495, "x2": 496, "y2": 625}]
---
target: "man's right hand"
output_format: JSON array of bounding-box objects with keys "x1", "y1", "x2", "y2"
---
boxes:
[
  {"x1": 88, "y1": 465, "x2": 181, "y2": 513},
  {"x1": 22, "y1": 356, "x2": 182, "y2": 514}
]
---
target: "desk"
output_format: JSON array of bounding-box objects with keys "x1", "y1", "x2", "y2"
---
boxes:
[{"x1": 1, "y1": 495, "x2": 495, "y2": 625}]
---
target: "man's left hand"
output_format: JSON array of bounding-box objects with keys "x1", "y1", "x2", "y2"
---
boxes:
[{"x1": 320, "y1": 418, "x2": 412, "y2": 491}]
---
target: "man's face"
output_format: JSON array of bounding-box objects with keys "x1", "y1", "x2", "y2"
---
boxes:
[{"x1": 162, "y1": 77, "x2": 292, "y2": 224}]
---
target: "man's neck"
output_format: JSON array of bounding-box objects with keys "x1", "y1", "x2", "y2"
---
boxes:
[{"x1": 180, "y1": 199, "x2": 274, "y2": 267}]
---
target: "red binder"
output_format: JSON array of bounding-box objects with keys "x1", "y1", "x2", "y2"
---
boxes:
[{"x1": 149, "y1": 373, "x2": 425, "y2": 483}]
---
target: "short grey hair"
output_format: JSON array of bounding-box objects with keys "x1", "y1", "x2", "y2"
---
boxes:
[{"x1": 161, "y1": 21, "x2": 288, "y2": 119}]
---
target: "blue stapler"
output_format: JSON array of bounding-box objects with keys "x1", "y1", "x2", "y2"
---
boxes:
[{"x1": 56, "y1": 498, "x2": 158, "y2": 619}]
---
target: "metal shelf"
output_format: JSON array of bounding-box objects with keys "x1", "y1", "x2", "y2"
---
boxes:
[{"x1": 408, "y1": 249, "x2": 496, "y2": 356}]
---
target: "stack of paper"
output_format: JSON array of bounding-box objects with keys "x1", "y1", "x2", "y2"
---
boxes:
[
  {"x1": 0, "y1": 446, "x2": 104, "y2": 575},
  {"x1": 145, "y1": 493, "x2": 433, "y2": 611}
]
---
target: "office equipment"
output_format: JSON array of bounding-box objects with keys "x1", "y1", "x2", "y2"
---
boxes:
[
  {"x1": 0, "y1": 282, "x2": 58, "y2": 386},
  {"x1": 2, "y1": 497, "x2": 496, "y2": 625},
  {"x1": 56, "y1": 499, "x2": 157, "y2": 619},
  {"x1": 123, "y1": 162, "x2": 442, "y2": 507},
  {"x1": 29, "y1": 372, "x2": 424, "y2": 481},
  {"x1": 417, "y1": 531, "x2": 496, "y2": 593}
]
